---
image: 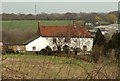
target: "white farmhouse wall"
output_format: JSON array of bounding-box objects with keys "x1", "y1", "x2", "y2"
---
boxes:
[
  {"x1": 65, "y1": 38, "x2": 93, "y2": 51},
  {"x1": 26, "y1": 37, "x2": 93, "y2": 51},
  {"x1": 26, "y1": 37, "x2": 50, "y2": 51},
  {"x1": 83, "y1": 38, "x2": 93, "y2": 51}
]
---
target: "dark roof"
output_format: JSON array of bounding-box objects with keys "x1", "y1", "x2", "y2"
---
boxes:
[
  {"x1": 38, "y1": 25, "x2": 92, "y2": 38},
  {"x1": 24, "y1": 36, "x2": 39, "y2": 44},
  {"x1": 4, "y1": 43, "x2": 26, "y2": 46}
]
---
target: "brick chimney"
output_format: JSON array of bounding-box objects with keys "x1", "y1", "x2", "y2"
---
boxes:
[
  {"x1": 73, "y1": 20, "x2": 76, "y2": 28},
  {"x1": 37, "y1": 21, "x2": 41, "y2": 36}
]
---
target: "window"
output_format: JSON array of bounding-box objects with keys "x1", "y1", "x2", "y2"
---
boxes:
[
  {"x1": 64, "y1": 37, "x2": 70, "y2": 43},
  {"x1": 83, "y1": 45, "x2": 87, "y2": 51},
  {"x1": 53, "y1": 38, "x2": 56, "y2": 43},
  {"x1": 32, "y1": 46, "x2": 36, "y2": 51}
]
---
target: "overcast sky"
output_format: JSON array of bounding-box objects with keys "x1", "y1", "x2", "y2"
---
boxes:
[
  {"x1": 2, "y1": 2, "x2": 118, "y2": 14},
  {"x1": 1, "y1": 0, "x2": 119, "y2": 2}
]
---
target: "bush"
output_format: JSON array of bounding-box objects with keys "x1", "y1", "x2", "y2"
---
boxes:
[
  {"x1": 40, "y1": 49, "x2": 47, "y2": 55},
  {"x1": 16, "y1": 50, "x2": 19, "y2": 54},
  {"x1": 45, "y1": 46, "x2": 52, "y2": 55},
  {"x1": 73, "y1": 48, "x2": 80, "y2": 55},
  {"x1": 63, "y1": 45, "x2": 69, "y2": 54},
  {"x1": 92, "y1": 45, "x2": 100, "y2": 63},
  {"x1": 6, "y1": 49, "x2": 15, "y2": 54},
  {"x1": 35, "y1": 51, "x2": 40, "y2": 55},
  {"x1": 35, "y1": 46, "x2": 53, "y2": 55}
]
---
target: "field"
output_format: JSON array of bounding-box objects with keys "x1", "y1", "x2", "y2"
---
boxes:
[
  {"x1": 2, "y1": 20, "x2": 73, "y2": 31},
  {"x1": 2, "y1": 54, "x2": 118, "y2": 79}
]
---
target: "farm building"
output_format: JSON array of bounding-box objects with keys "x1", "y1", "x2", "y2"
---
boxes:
[
  {"x1": 94, "y1": 24, "x2": 119, "y2": 35},
  {"x1": 3, "y1": 43, "x2": 26, "y2": 53},
  {"x1": 25, "y1": 23, "x2": 93, "y2": 52}
]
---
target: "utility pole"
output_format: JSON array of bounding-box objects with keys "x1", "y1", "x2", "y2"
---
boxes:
[
  {"x1": 34, "y1": 4, "x2": 37, "y2": 20},
  {"x1": 35, "y1": 4, "x2": 37, "y2": 15}
]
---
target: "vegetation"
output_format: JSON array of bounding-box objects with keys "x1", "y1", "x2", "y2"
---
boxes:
[
  {"x1": 93, "y1": 28, "x2": 105, "y2": 46},
  {"x1": 63, "y1": 45, "x2": 70, "y2": 54},
  {"x1": 2, "y1": 20, "x2": 72, "y2": 31},
  {"x1": 2, "y1": 54, "x2": 118, "y2": 79},
  {"x1": 108, "y1": 33, "x2": 120, "y2": 49},
  {"x1": 2, "y1": 11, "x2": 117, "y2": 24},
  {"x1": 45, "y1": 46, "x2": 52, "y2": 55},
  {"x1": 1, "y1": 20, "x2": 73, "y2": 43},
  {"x1": 92, "y1": 28, "x2": 106, "y2": 63},
  {"x1": 108, "y1": 33, "x2": 120, "y2": 63}
]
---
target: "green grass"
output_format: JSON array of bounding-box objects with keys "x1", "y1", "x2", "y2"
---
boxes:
[
  {"x1": 4, "y1": 54, "x2": 89, "y2": 66},
  {"x1": 3, "y1": 54, "x2": 118, "y2": 79},
  {"x1": 2, "y1": 20, "x2": 73, "y2": 31}
]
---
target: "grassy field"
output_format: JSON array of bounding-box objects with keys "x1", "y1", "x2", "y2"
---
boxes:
[
  {"x1": 2, "y1": 54, "x2": 118, "y2": 79},
  {"x1": 2, "y1": 20, "x2": 73, "y2": 31}
]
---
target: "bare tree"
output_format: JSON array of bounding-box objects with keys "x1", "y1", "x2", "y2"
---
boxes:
[{"x1": 52, "y1": 37, "x2": 66, "y2": 52}]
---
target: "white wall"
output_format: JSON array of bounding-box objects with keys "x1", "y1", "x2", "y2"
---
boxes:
[
  {"x1": 26, "y1": 37, "x2": 50, "y2": 51},
  {"x1": 70, "y1": 38, "x2": 93, "y2": 51},
  {"x1": 26, "y1": 36, "x2": 93, "y2": 51}
]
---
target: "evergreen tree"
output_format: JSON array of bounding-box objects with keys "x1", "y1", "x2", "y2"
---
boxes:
[
  {"x1": 92, "y1": 28, "x2": 106, "y2": 63},
  {"x1": 108, "y1": 33, "x2": 120, "y2": 49},
  {"x1": 93, "y1": 28, "x2": 105, "y2": 46}
]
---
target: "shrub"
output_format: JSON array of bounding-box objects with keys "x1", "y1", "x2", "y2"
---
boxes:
[
  {"x1": 93, "y1": 28, "x2": 105, "y2": 46},
  {"x1": 6, "y1": 49, "x2": 15, "y2": 54},
  {"x1": 16, "y1": 50, "x2": 19, "y2": 54},
  {"x1": 39, "y1": 46, "x2": 52, "y2": 55},
  {"x1": 92, "y1": 45, "x2": 100, "y2": 63},
  {"x1": 45, "y1": 46, "x2": 52, "y2": 55},
  {"x1": 63, "y1": 45, "x2": 69, "y2": 54},
  {"x1": 35, "y1": 51, "x2": 40, "y2": 55},
  {"x1": 40, "y1": 49, "x2": 47, "y2": 55},
  {"x1": 73, "y1": 48, "x2": 80, "y2": 55}
]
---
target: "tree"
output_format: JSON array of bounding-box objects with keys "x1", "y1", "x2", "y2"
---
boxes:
[
  {"x1": 92, "y1": 28, "x2": 106, "y2": 63},
  {"x1": 106, "y1": 14, "x2": 117, "y2": 24},
  {"x1": 2, "y1": 28, "x2": 36, "y2": 44},
  {"x1": 93, "y1": 28, "x2": 105, "y2": 46},
  {"x1": 108, "y1": 33, "x2": 120, "y2": 49},
  {"x1": 94, "y1": 16, "x2": 103, "y2": 22},
  {"x1": 108, "y1": 33, "x2": 120, "y2": 78},
  {"x1": 52, "y1": 37, "x2": 65, "y2": 52}
]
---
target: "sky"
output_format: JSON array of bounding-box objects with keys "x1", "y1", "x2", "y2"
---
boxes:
[
  {"x1": 1, "y1": 0, "x2": 119, "y2": 2},
  {"x1": 1, "y1": 1, "x2": 119, "y2": 14}
]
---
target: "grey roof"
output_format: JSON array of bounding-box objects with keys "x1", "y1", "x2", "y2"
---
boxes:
[{"x1": 23, "y1": 36, "x2": 39, "y2": 45}]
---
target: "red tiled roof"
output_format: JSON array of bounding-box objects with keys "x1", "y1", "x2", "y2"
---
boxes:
[{"x1": 38, "y1": 25, "x2": 92, "y2": 37}]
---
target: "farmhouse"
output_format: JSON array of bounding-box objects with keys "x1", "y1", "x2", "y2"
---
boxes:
[{"x1": 25, "y1": 23, "x2": 93, "y2": 52}]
